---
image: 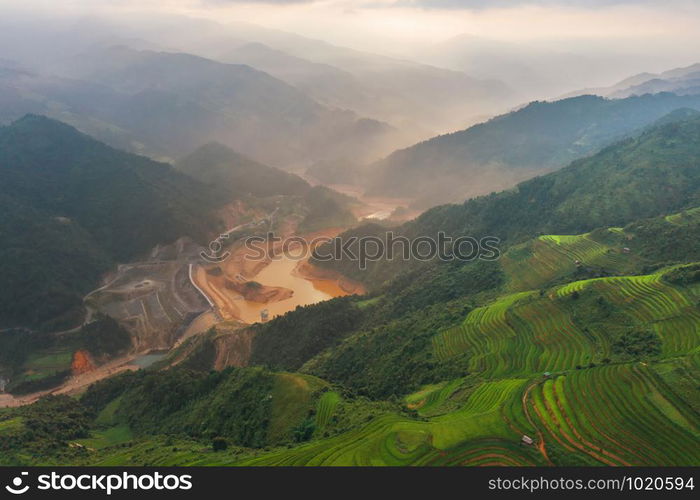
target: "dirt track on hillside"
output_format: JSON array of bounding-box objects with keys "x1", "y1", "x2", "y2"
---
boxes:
[{"x1": 0, "y1": 354, "x2": 141, "y2": 408}]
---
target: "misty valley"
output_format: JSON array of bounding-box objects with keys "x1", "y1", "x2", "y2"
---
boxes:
[{"x1": 0, "y1": 3, "x2": 699, "y2": 477}]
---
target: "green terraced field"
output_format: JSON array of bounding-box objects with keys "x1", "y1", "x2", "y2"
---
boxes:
[
  {"x1": 528, "y1": 364, "x2": 700, "y2": 465},
  {"x1": 433, "y1": 267, "x2": 700, "y2": 378},
  {"x1": 499, "y1": 203, "x2": 700, "y2": 294},
  {"x1": 501, "y1": 231, "x2": 639, "y2": 292},
  {"x1": 268, "y1": 373, "x2": 328, "y2": 443},
  {"x1": 405, "y1": 378, "x2": 466, "y2": 417},
  {"x1": 314, "y1": 391, "x2": 341, "y2": 431},
  {"x1": 88, "y1": 354, "x2": 700, "y2": 466},
  {"x1": 225, "y1": 360, "x2": 700, "y2": 467},
  {"x1": 226, "y1": 256, "x2": 700, "y2": 466},
  {"x1": 234, "y1": 379, "x2": 543, "y2": 466},
  {"x1": 16, "y1": 220, "x2": 700, "y2": 468},
  {"x1": 665, "y1": 206, "x2": 700, "y2": 225}
]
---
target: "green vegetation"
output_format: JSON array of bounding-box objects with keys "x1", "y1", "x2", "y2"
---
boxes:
[
  {"x1": 0, "y1": 316, "x2": 132, "y2": 394},
  {"x1": 0, "y1": 115, "x2": 223, "y2": 329},
  {"x1": 368, "y1": 93, "x2": 700, "y2": 207},
  {"x1": 80, "y1": 367, "x2": 333, "y2": 450},
  {"x1": 528, "y1": 365, "x2": 700, "y2": 466},
  {"x1": 302, "y1": 298, "x2": 477, "y2": 399},
  {"x1": 250, "y1": 297, "x2": 364, "y2": 371},
  {"x1": 236, "y1": 378, "x2": 543, "y2": 466},
  {"x1": 612, "y1": 330, "x2": 662, "y2": 360},
  {"x1": 77, "y1": 315, "x2": 132, "y2": 360},
  {"x1": 11, "y1": 204, "x2": 700, "y2": 466},
  {"x1": 0, "y1": 396, "x2": 92, "y2": 465},
  {"x1": 4, "y1": 108, "x2": 700, "y2": 468},
  {"x1": 314, "y1": 391, "x2": 341, "y2": 432},
  {"x1": 175, "y1": 142, "x2": 310, "y2": 198},
  {"x1": 319, "y1": 113, "x2": 700, "y2": 287},
  {"x1": 298, "y1": 186, "x2": 359, "y2": 233}
]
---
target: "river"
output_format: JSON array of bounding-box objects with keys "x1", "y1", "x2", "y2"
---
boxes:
[{"x1": 226, "y1": 255, "x2": 353, "y2": 324}]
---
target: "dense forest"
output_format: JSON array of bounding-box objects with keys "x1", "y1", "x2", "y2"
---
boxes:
[{"x1": 0, "y1": 116, "x2": 223, "y2": 329}]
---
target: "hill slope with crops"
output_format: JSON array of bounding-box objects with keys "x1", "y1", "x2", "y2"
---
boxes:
[
  {"x1": 3, "y1": 114, "x2": 700, "y2": 467},
  {"x1": 6, "y1": 207, "x2": 696, "y2": 467}
]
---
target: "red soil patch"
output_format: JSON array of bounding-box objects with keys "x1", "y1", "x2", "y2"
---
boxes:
[{"x1": 71, "y1": 350, "x2": 96, "y2": 375}]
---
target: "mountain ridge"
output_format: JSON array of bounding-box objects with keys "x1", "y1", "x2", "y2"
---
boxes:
[
  {"x1": 0, "y1": 115, "x2": 222, "y2": 329},
  {"x1": 366, "y1": 92, "x2": 700, "y2": 208}
]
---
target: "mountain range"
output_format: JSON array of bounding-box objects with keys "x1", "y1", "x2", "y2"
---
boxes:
[
  {"x1": 4, "y1": 107, "x2": 700, "y2": 466},
  {"x1": 320, "y1": 109, "x2": 700, "y2": 287},
  {"x1": 565, "y1": 63, "x2": 700, "y2": 99},
  {"x1": 365, "y1": 92, "x2": 700, "y2": 208},
  {"x1": 0, "y1": 46, "x2": 398, "y2": 169},
  {"x1": 1, "y1": 13, "x2": 700, "y2": 469}
]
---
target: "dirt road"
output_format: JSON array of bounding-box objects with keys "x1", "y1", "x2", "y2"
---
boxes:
[{"x1": 0, "y1": 354, "x2": 140, "y2": 408}]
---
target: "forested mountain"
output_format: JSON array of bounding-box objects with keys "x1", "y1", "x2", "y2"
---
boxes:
[
  {"x1": 52, "y1": 46, "x2": 398, "y2": 166},
  {"x1": 0, "y1": 115, "x2": 222, "y2": 329},
  {"x1": 0, "y1": 64, "x2": 148, "y2": 154},
  {"x1": 0, "y1": 48, "x2": 397, "y2": 168},
  {"x1": 219, "y1": 41, "x2": 513, "y2": 138},
  {"x1": 566, "y1": 62, "x2": 700, "y2": 99},
  {"x1": 3, "y1": 10, "x2": 700, "y2": 472},
  {"x1": 367, "y1": 93, "x2": 700, "y2": 208},
  {"x1": 0, "y1": 15, "x2": 520, "y2": 167},
  {"x1": 176, "y1": 143, "x2": 310, "y2": 198},
  {"x1": 12, "y1": 195, "x2": 700, "y2": 466},
  {"x1": 4, "y1": 102, "x2": 700, "y2": 471},
  {"x1": 321, "y1": 111, "x2": 700, "y2": 286}
]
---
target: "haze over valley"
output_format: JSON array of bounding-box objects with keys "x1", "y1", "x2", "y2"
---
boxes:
[{"x1": 1, "y1": 0, "x2": 700, "y2": 470}]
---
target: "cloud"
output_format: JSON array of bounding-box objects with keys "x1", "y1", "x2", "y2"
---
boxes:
[
  {"x1": 374, "y1": 0, "x2": 666, "y2": 9},
  {"x1": 203, "y1": 0, "x2": 317, "y2": 4}
]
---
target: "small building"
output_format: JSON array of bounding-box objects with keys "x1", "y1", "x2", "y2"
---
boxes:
[
  {"x1": 574, "y1": 259, "x2": 582, "y2": 267},
  {"x1": 260, "y1": 309, "x2": 270, "y2": 322},
  {"x1": 622, "y1": 247, "x2": 631, "y2": 254},
  {"x1": 521, "y1": 435, "x2": 534, "y2": 446},
  {"x1": 543, "y1": 371, "x2": 552, "y2": 378}
]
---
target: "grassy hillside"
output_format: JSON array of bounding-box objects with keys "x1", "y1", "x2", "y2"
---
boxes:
[
  {"x1": 232, "y1": 246, "x2": 700, "y2": 466},
  {"x1": 78, "y1": 366, "x2": 338, "y2": 451},
  {"x1": 4, "y1": 208, "x2": 700, "y2": 465},
  {"x1": 4, "y1": 106, "x2": 700, "y2": 469},
  {"x1": 304, "y1": 208, "x2": 700, "y2": 396},
  {"x1": 50, "y1": 355, "x2": 699, "y2": 466}
]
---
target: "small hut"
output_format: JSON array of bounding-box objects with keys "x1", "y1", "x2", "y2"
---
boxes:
[
  {"x1": 521, "y1": 435, "x2": 534, "y2": 446},
  {"x1": 260, "y1": 309, "x2": 270, "y2": 322}
]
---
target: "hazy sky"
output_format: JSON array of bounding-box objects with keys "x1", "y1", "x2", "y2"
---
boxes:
[
  {"x1": 8, "y1": 0, "x2": 700, "y2": 51},
  {"x1": 3, "y1": 0, "x2": 699, "y2": 84}
]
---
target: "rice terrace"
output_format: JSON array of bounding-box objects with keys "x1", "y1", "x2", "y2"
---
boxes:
[{"x1": 2, "y1": 1, "x2": 700, "y2": 493}]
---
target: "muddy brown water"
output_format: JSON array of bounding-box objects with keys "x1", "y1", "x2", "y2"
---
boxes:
[{"x1": 233, "y1": 256, "x2": 351, "y2": 324}]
